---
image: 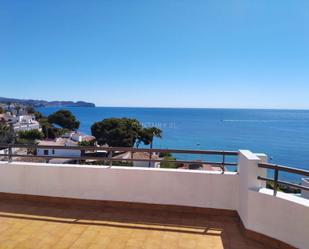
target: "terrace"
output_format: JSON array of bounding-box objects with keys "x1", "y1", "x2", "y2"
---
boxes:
[{"x1": 0, "y1": 145, "x2": 308, "y2": 249}]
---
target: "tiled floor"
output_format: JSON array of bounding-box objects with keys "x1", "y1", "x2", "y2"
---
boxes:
[{"x1": 0, "y1": 199, "x2": 269, "y2": 249}]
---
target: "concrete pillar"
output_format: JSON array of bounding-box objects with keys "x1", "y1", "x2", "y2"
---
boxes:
[{"x1": 237, "y1": 150, "x2": 267, "y2": 228}]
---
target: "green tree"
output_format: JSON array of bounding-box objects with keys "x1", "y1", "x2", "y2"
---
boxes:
[
  {"x1": 43, "y1": 126, "x2": 57, "y2": 139},
  {"x1": 31, "y1": 111, "x2": 54, "y2": 139},
  {"x1": 39, "y1": 116, "x2": 68, "y2": 139},
  {"x1": 137, "y1": 127, "x2": 162, "y2": 149},
  {"x1": 0, "y1": 123, "x2": 14, "y2": 144},
  {"x1": 39, "y1": 117, "x2": 54, "y2": 139},
  {"x1": 137, "y1": 127, "x2": 162, "y2": 167},
  {"x1": 34, "y1": 111, "x2": 44, "y2": 120},
  {"x1": 78, "y1": 140, "x2": 95, "y2": 146},
  {"x1": 15, "y1": 105, "x2": 21, "y2": 115},
  {"x1": 0, "y1": 107, "x2": 4, "y2": 114},
  {"x1": 26, "y1": 106, "x2": 35, "y2": 114},
  {"x1": 15, "y1": 138, "x2": 38, "y2": 145},
  {"x1": 18, "y1": 129, "x2": 43, "y2": 140},
  {"x1": 91, "y1": 118, "x2": 142, "y2": 147},
  {"x1": 160, "y1": 155, "x2": 178, "y2": 169},
  {"x1": 48, "y1": 110, "x2": 80, "y2": 130}
]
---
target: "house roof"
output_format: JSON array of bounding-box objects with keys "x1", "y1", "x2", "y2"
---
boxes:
[
  {"x1": 38, "y1": 138, "x2": 78, "y2": 147},
  {"x1": 38, "y1": 140, "x2": 61, "y2": 146},
  {"x1": 202, "y1": 164, "x2": 223, "y2": 171},
  {"x1": 112, "y1": 151, "x2": 131, "y2": 159},
  {"x1": 113, "y1": 151, "x2": 160, "y2": 160},
  {"x1": 62, "y1": 131, "x2": 95, "y2": 142},
  {"x1": 133, "y1": 152, "x2": 160, "y2": 160},
  {"x1": 82, "y1": 135, "x2": 95, "y2": 142}
]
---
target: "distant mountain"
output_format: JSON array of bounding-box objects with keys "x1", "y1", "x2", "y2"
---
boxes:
[{"x1": 0, "y1": 97, "x2": 96, "y2": 108}]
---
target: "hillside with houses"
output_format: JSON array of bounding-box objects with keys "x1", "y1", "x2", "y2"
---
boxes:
[
  {"x1": 0, "y1": 103, "x2": 165, "y2": 168},
  {"x1": 0, "y1": 97, "x2": 95, "y2": 107}
]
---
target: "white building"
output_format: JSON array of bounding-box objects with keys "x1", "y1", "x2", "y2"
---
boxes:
[
  {"x1": 3, "y1": 114, "x2": 41, "y2": 132},
  {"x1": 13, "y1": 121, "x2": 40, "y2": 132},
  {"x1": 62, "y1": 131, "x2": 95, "y2": 143},
  {"x1": 3, "y1": 112, "x2": 18, "y2": 123},
  {"x1": 37, "y1": 138, "x2": 81, "y2": 158}
]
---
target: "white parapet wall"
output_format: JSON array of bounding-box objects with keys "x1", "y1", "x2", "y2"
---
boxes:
[
  {"x1": 0, "y1": 161, "x2": 239, "y2": 210},
  {"x1": 1, "y1": 154, "x2": 309, "y2": 248},
  {"x1": 238, "y1": 150, "x2": 309, "y2": 249},
  {"x1": 247, "y1": 188, "x2": 309, "y2": 249}
]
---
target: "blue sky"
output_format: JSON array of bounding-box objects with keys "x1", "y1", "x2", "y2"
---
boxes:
[{"x1": 0, "y1": 0, "x2": 308, "y2": 108}]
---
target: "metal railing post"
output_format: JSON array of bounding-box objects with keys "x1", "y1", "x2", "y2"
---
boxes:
[
  {"x1": 131, "y1": 151, "x2": 134, "y2": 166},
  {"x1": 221, "y1": 154, "x2": 225, "y2": 174},
  {"x1": 257, "y1": 162, "x2": 309, "y2": 194},
  {"x1": 148, "y1": 150, "x2": 152, "y2": 168},
  {"x1": 8, "y1": 145, "x2": 12, "y2": 162},
  {"x1": 108, "y1": 151, "x2": 113, "y2": 167},
  {"x1": 273, "y1": 166, "x2": 279, "y2": 196}
]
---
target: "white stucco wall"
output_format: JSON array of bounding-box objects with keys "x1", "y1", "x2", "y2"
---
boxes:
[
  {"x1": 0, "y1": 148, "x2": 18, "y2": 155},
  {"x1": 0, "y1": 154, "x2": 309, "y2": 248},
  {"x1": 238, "y1": 150, "x2": 309, "y2": 249},
  {"x1": 13, "y1": 123, "x2": 40, "y2": 132},
  {"x1": 247, "y1": 188, "x2": 309, "y2": 249},
  {"x1": 0, "y1": 161, "x2": 239, "y2": 210},
  {"x1": 238, "y1": 150, "x2": 267, "y2": 228},
  {"x1": 37, "y1": 148, "x2": 81, "y2": 158}
]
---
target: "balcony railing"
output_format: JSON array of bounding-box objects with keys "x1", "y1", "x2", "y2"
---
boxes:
[
  {"x1": 0, "y1": 144, "x2": 238, "y2": 171},
  {"x1": 258, "y1": 162, "x2": 309, "y2": 196}
]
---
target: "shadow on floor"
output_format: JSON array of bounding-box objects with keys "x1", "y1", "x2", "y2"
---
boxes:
[{"x1": 0, "y1": 198, "x2": 269, "y2": 249}]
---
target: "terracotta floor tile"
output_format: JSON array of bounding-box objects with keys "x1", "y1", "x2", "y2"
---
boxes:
[
  {"x1": 0, "y1": 240, "x2": 20, "y2": 249},
  {"x1": 0, "y1": 199, "x2": 277, "y2": 249}
]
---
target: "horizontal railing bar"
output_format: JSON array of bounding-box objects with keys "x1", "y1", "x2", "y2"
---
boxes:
[
  {"x1": 257, "y1": 176, "x2": 309, "y2": 192},
  {"x1": 3, "y1": 154, "x2": 237, "y2": 166},
  {"x1": 258, "y1": 163, "x2": 309, "y2": 177},
  {"x1": 0, "y1": 144, "x2": 238, "y2": 156}
]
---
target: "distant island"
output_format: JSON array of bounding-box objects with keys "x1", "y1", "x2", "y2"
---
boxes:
[{"x1": 0, "y1": 97, "x2": 95, "y2": 108}]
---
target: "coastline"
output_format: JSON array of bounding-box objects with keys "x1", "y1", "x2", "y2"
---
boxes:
[{"x1": 37, "y1": 106, "x2": 309, "y2": 183}]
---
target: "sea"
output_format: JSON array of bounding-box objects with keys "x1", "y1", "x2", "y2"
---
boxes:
[{"x1": 38, "y1": 107, "x2": 309, "y2": 183}]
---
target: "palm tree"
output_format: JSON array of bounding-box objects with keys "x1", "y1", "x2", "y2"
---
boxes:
[
  {"x1": 137, "y1": 127, "x2": 162, "y2": 149},
  {"x1": 136, "y1": 127, "x2": 162, "y2": 167},
  {"x1": 147, "y1": 127, "x2": 162, "y2": 149}
]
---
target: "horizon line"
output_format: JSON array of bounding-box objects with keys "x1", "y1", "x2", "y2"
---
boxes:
[{"x1": 41, "y1": 105, "x2": 309, "y2": 111}]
